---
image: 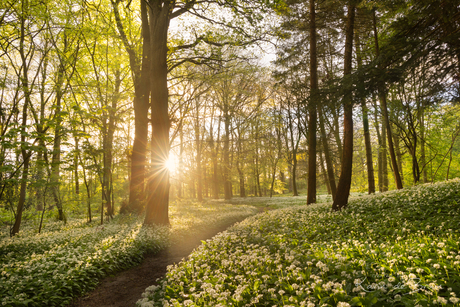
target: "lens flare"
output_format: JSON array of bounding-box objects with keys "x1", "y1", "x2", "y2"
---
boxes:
[{"x1": 165, "y1": 156, "x2": 176, "y2": 173}]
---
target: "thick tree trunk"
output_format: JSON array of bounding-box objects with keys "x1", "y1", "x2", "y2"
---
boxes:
[
  {"x1": 112, "y1": 0, "x2": 151, "y2": 213},
  {"x1": 332, "y1": 2, "x2": 355, "y2": 211},
  {"x1": 144, "y1": 3, "x2": 170, "y2": 226},
  {"x1": 307, "y1": 0, "x2": 318, "y2": 205}
]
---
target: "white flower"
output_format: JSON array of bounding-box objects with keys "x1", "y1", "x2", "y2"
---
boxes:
[
  {"x1": 450, "y1": 297, "x2": 460, "y2": 304},
  {"x1": 436, "y1": 297, "x2": 447, "y2": 304},
  {"x1": 337, "y1": 302, "x2": 350, "y2": 307}
]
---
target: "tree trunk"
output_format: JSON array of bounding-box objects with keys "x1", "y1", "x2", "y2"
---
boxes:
[
  {"x1": 223, "y1": 104, "x2": 232, "y2": 200},
  {"x1": 331, "y1": 108, "x2": 343, "y2": 164},
  {"x1": 194, "y1": 99, "x2": 203, "y2": 201},
  {"x1": 392, "y1": 128, "x2": 404, "y2": 185},
  {"x1": 50, "y1": 64, "x2": 65, "y2": 221},
  {"x1": 74, "y1": 138, "x2": 80, "y2": 195},
  {"x1": 285, "y1": 99, "x2": 300, "y2": 197},
  {"x1": 355, "y1": 26, "x2": 375, "y2": 194},
  {"x1": 332, "y1": 2, "x2": 355, "y2": 211},
  {"x1": 12, "y1": 70, "x2": 31, "y2": 235},
  {"x1": 12, "y1": 7, "x2": 32, "y2": 235},
  {"x1": 178, "y1": 119, "x2": 184, "y2": 198},
  {"x1": 381, "y1": 115, "x2": 389, "y2": 191},
  {"x1": 237, "y1": 128, "x2": 246, "y2": 197},
  {"x1": 112, "y1": 0, "x2": 151, "y2": 213},
  {"x1": 81, "y1": 155, "x2": 92, "y2": 223},
  {"x1": 373, "y1": 99, "x2": 384, "y2": 192},
  {"x1": 210, "y1": 118, "x2": 221, "y2": 199},
  {"x1": 307, "y1": 0, "x2": 318, "y2": 205},
  {"x1": 291, "y1": 153, "x2": 298, "y2": 196},
  {"x1": 319, "y1": 148, "x2": 331, "y2": 195},
  {"x1": 419, "y1": 106, "x2": 428, "y2": 183},
  {"x1": 144, "y1": 2, "x2": 170, "y2": 226},
  {"x1": 318, "y1": 106, "x2": 336, "y2": 199},
  {"x1": 373, "y1": 9, "x2": 403, "y2": 190}
]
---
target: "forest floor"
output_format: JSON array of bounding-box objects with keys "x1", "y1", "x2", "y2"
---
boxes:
[{"x1": 67, "y1": 207, "x2": 269, "y2": 307}]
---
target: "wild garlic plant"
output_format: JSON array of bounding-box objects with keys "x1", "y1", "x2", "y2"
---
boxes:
[
  {"x1": 139, "y1": 179, "x2": 460, "y2": 307},
  {"x1": 0, "y1": 201, "x2": 257, "y2": 306}
]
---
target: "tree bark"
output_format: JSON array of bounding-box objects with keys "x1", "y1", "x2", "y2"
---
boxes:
[
  {"x1": 419, "y1": 106, "x2": 428, "y2": 183},
  {"x1": 223, "y1": 99, "x2": 232, "y2": 200},
  {"x1": 381, "y1": 114, "x2": 389, "y2": 191},
  {"x1": 194, "y1": 99, "x2": 203, "y2": 201},
  {"x1": 307, "y1": 0, "x2": 318, "y2": 205},
  {"x1": 332, "y1": 2, "x2": 355, "y2": 211},
  {"x1": 212, "y1": 132, "x2": 220, "y2": 199},
  {"x1": 237, "y1": 127, "x2": 246, "y2": 197},
  {"x1": 12, "y1": 4, "x2": 32, "y2": 235},
  {"x1": 144, "y1": 1, "x2": 171, "y2": 226},
  {"x1": 112, "y1": 0, "x2": 151, "y2": 213},
  {"x1": 319, "y1": 150, "x2": 331, "y2": 195},
  {"x1": 355, "y1": 25, "x2": 375, "y2": 194},
  {"x1": 318, "y1": 106, "x2": 336, "y2": 199}
]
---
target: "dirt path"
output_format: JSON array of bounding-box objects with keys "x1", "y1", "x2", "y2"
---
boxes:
[{"x1": 67, "y1": 215, "x2": 258, "y2": 307}]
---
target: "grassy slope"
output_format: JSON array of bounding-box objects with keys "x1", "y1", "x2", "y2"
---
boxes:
[{"x1": 139, "y1": 179, "x2": 460, "y2": 307}]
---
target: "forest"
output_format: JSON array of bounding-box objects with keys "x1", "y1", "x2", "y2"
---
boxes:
[{"x1": 0, "y1": 0, "x2": 460, "y2": 306}]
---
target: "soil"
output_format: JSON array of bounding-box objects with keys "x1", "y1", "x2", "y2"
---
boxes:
[{"x1": 66, "y1": 209, "x2": 267, "y2": 307}]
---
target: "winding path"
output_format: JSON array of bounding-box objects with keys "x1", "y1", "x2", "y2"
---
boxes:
[{"x1": 67, "y1": 216, "x2": 253, "y2": 307}]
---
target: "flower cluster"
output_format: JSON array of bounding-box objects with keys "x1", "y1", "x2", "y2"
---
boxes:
[{"x1": 139, "y1": 179, "x2": 460, "y2": 306}]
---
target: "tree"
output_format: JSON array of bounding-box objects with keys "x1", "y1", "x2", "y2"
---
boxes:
[
  {"x1": 372, "y1": 8, "x2": 403, "y2": 190},
  {"x1": 331, "y1": 1, "x2": 356, "y2": 211},
  {"x1": 306, "y1": 0, "x2": 318, "y2": 205}
]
